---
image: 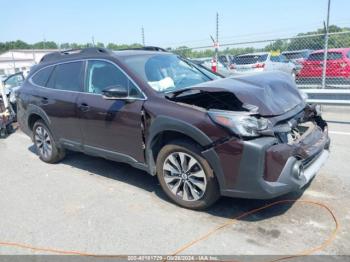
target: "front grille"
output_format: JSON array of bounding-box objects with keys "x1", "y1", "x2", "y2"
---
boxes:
[
  {"x1": 274, "y1": 121, "x2": 315, "y2": 144},
  {"x1": 302, "y1": 150, "x2": 323, "y2": 168}
]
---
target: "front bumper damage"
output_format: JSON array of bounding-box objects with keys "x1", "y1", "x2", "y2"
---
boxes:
[{"x1": 204, "y1": 109, "x2": 330, "y2": 199}]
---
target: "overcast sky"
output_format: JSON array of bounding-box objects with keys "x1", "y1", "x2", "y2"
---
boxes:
[{"x1": 1, "y1": 0, "x2": 349, "y2": 48}]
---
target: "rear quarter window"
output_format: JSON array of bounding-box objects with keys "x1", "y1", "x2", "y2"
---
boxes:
[
  {"x1": 47, "y1": 62, "x2": 84, "y2": 92},
  {"x1": 31, "y1": 66, "x2": 54, "y2": 86}
]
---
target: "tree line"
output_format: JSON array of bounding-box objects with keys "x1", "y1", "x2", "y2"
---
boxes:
[
  {"x1": 0, "y1": 41, "x2": 143, "y2": 54},
  {"x1": 171, "y1": 25, "x2": 350, "y2": 58},
  {"x1": 1, "y1": 25, "x2": 349, "y2": 58}
]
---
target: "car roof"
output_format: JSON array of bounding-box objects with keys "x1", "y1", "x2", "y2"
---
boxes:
[
  {"x1": 311, "y1": 47, "x2": 350, "y2": 54},
  {"x1": 113, "y1": 50, "x2": 171, "y2": 57},
  {"x1": 236, "y1": 52, "x2": 269, "y2": 57},
  {"x1": 39, "y1": 47, "x2": 172, "y2": 64},
  {"x1": 282, "y1": 49, "x2": 311, "y2": 54}
]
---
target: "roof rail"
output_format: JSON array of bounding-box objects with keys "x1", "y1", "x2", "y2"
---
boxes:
[
  {"x1": 40, "y1": 47, "x2": 112, "y2": 63},
  {"x1": 120, "y1": 46, "x2": 168, "y2": 52}
]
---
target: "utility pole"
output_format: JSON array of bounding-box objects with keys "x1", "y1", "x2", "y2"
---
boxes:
[
  {"x1": 43, "y1": 35, "x2": 46, "y2": 49},
  {"x1": 92, "y1": 36, "x2": 95, "y2": 47},
  {"x1": 321, "y1": 0, "x2": 331, "y2": 89},
  {"x1": 11, "y1": 51, "x2": 16, "y2": 73},
  {"x1": 141, "y1": 26, "x2": 145, "y2": 46},
  {"x1": 215, "y1": 12, "x2": 219, "y2": 72}
]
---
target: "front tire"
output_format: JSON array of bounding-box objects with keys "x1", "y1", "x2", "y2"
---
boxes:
[
  {"x1": 156, "y1": 140, "x2": 220, "y2": 210},
  {"x1": 32, "y1": 120, "x2": 65, "y2": 163}
]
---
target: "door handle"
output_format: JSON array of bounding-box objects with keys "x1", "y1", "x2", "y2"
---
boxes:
[
  {"x1": 41, "y1": 97, "x2": 49, "y2": 105},
  {"x1": 79, "y1": 103, "x2": 90, "y2": 112}
]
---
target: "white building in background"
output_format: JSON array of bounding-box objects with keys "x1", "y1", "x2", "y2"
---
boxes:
[{"x1": 0, "y1": 49, "x2": 58, "y2": 77}]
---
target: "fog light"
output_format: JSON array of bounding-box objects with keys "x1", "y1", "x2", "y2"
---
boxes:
[{"x1": 292, "y1": 161, "x2": 304, "y2": 179}]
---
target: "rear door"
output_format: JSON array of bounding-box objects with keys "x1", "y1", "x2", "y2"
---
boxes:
[
  {"x1": 31, "y1": 61, "x2": 84, "y2": 145},
  {"x1": 301, "y1": 53, "x2": 324, "y2": 77},
  {"x1": 77, "y1": 59, "x2": 146, "y2": 163}
]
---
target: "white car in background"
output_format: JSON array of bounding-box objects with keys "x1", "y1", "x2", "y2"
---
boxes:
[
  {"x1": 230, "y1": 52, "x2": 297, "y2": 79},
  {"x1": 2, "y1": 72, "x2": 25, "y2": 113},
  {"x1": 191, "y1": 57, "x2": 233, "y2": 77}
]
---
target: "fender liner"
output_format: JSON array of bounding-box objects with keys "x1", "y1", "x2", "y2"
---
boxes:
[
  {"x1": 25, "y1": 104, "x2": 55, "y2": 139},
  {"x1": 146, "y1": 116, "x2": 226, "y2": 190}
]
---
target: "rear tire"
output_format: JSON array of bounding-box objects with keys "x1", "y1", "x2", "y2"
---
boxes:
[
  {"x1": 32, "y1": 120, "x2": 65, "y2": 163},
  {"x1": 156, "y1": 140, "x2": 220, "y2": 210}
]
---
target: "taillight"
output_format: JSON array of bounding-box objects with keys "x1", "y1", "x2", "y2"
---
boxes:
[{"x1": 253, "y1": 63, "x2": 265, "y2": 68}]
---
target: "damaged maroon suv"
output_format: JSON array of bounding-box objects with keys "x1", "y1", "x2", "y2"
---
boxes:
[{"x1": 17, "y1": 48, "x2": 330, "y2": 210}]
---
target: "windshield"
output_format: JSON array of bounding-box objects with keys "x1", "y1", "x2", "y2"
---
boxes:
[{"x1": 122, "y1": 54, "x2": 212, "y2": 92}]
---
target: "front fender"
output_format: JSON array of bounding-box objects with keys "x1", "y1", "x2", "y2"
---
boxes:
[{"x1": 145, "y1": 115, "x2": 227, "y2": 191}]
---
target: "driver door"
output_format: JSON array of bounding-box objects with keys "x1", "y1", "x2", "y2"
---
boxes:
[{"x1": 77, "y1": 59, "x2": 146, "y2": 163}]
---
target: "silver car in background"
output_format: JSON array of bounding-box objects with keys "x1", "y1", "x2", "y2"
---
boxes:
[
  {"x1": 230, "y1": 52, "x2": 297, "y2": 78},
  {"x1": 282, "y1": 49, "x2": 312, "y2": 74},
  {"x1": 191, "y1": 57, "x2": 233, "y2": 77}
]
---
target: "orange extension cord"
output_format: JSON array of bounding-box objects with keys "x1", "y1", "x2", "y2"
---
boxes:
[{"x1": 0, "y1": 199, "x2": 340, "y2": 262}]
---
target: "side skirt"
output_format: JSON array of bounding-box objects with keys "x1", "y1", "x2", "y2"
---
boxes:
[{"x1": 60, "y1": 139, "x2": 149, "y2": 172}]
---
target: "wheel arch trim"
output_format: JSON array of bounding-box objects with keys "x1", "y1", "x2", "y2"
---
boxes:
[{"x1": 146, "y1": 116, "x2": 227, "y2": 191}]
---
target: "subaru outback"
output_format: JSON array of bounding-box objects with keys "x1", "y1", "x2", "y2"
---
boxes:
[{"x1": 17, "y1": 48, "x2": 330, "y2": 210}]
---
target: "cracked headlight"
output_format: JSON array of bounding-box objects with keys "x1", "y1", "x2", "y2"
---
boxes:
[{"x1": 208, "y1": 110, "x2": 271, "y2": 137}]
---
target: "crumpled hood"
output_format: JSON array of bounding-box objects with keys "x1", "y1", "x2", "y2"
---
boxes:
[{"x1": 186, "y1": 72, "x2": 305, "y2": 116}]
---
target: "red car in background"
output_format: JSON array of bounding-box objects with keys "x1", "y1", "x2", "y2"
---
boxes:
[{"x1": 297, "y1": 48, "x2": 350, "y2": 81}]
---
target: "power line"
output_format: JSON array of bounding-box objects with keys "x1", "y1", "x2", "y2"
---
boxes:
[{"x1": 159, "y1": 19, "x2": 349, "y2": 48}]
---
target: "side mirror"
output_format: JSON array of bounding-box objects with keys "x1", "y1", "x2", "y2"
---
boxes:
[{"x1": 102, "y1": 85, "x2": 128, "y2": 99}]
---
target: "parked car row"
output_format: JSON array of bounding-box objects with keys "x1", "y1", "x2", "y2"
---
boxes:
[
  {"x1": 297, "y1": 48, "x2": 350, "y2": 84},
  {"x1": 207, "y1": 48, "x2": 350, "y2": 84},
  {"x1": 229, "y1": 52, "x2": 297, "y2": 78}
]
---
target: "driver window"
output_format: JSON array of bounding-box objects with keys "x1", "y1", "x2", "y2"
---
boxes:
[{"x1": 85, "y1": 60, "x2": 129, "y2": 95}]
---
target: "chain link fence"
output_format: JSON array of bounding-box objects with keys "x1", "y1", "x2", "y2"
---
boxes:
[{"x1": 182, "y1": 31, "x2": 350, "y2": 90}]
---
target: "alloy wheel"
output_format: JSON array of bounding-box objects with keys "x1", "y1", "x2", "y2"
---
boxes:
[
  {"x1": 162, "y1": 152, "x2": 207, "y2": 201},
  {"x1": 34, "y1": 126, "x2": 52, "y2": 159}
]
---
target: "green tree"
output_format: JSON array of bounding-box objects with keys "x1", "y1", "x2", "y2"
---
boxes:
[
  {"x1": 288, "y1": 25, "x2": 350, "y2": 50},
  {"x1": 264, "y1": 39, "x2": 288, "y2": 52},
  {"x1": 95, "y1": 42, "x2": 105, "y2": 48},
  {"x1": 32, "y1": 41, "x2": 58, "y2": 49}
]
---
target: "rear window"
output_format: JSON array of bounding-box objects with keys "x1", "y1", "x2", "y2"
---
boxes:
[
  {"x1": 234, "y1": 54, "x2": 268, "y2": 65},
  {"x1": 270, "y1": 56, "x2": 280, "y2": 62},
  {"x1": 47, "y1": 62, "x2": 84, "y2": 92},
  {"x1": 219, "y1": 56, "x2": 228, "y2": 63},
  {"x1": 31, "y1": 66, "x2": 54, "y2": 86},
  {"x1": 307, "y1": 52, "x2": 343, "y2": 61},
  {"x1": 283, "y1": 51, "x2": 307, "y2": 60}
]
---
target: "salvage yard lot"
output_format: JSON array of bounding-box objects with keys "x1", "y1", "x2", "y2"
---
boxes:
[{"x1": 0, "y1": 107, "x2": 349, "y2": 256}]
